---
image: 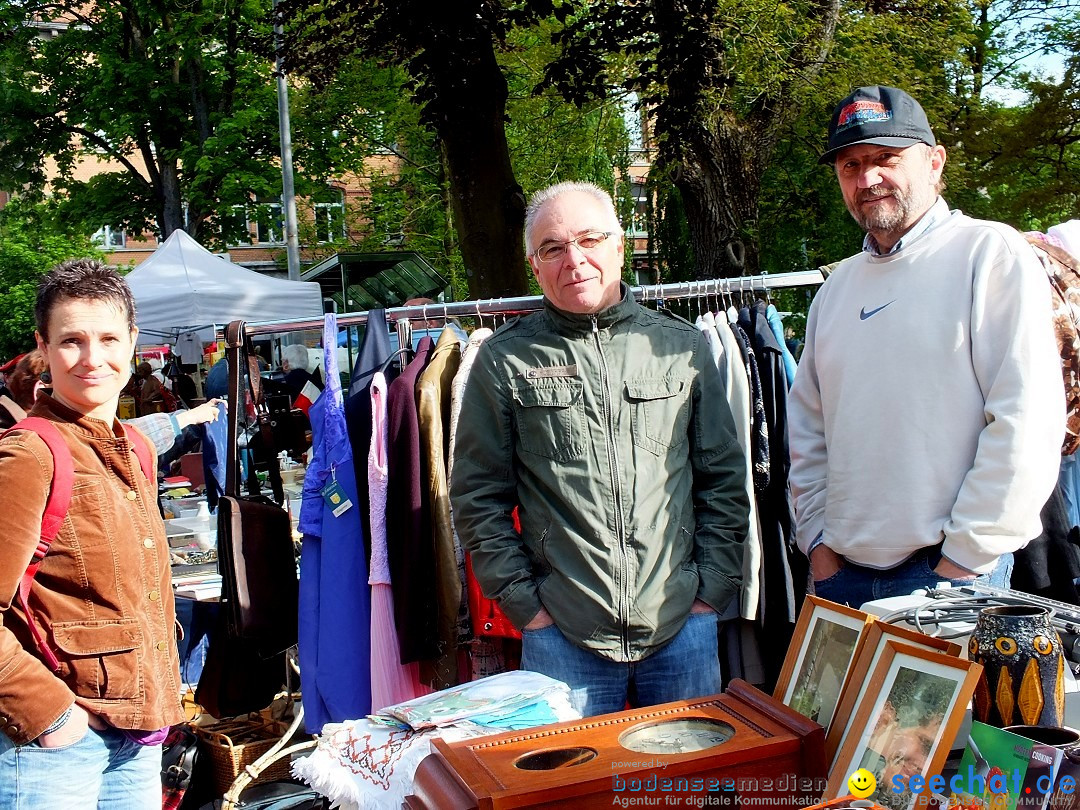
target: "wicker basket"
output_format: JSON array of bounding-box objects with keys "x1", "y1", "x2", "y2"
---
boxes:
[{"x1": 195, "y1": 715, "x2": 293, "y2": 796}]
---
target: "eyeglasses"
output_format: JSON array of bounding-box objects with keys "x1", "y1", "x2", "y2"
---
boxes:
[{"x1": 533, "y1": 231, "x2": 615, "y2": 263}]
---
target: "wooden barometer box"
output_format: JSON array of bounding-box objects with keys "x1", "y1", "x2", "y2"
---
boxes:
[{"x1": 405, "y1": 679, "x2": 826, "y2": 809}]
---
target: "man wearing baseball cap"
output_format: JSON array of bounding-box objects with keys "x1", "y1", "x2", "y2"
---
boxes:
[{"x1": 788, "y1": 85, "x2": 1064, "y2": 608}]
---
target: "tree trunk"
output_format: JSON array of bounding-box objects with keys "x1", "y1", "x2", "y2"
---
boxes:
[
  {"x1": 427, "y1": 24, "x2": 527, "y2": 299},
  {"x1": 159, "y1": 160, "x2": 185, "y2": 238},
  {"x1": 649, "y1": 0, "x2": 839, "y2": 280},
  {"x1": 670, "y1": 124, "x2": 770, "y2": 278}
]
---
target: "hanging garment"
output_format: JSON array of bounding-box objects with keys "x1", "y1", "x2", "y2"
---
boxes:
[
  {"x1": 175, "y1": 331, "x2": 204, "y2": 365},
  {"x1": 447, "y1": 328, "x2": 520, "y2": 680},
  {"x1": 416, "y1": 328, "x2": 464, "y2": 690},
  {"x1": 1012, "y1": 484, "x2": 1080, "y2": 603},
  {"x1": 731, "y1": 320, "x2": 769, "y2": 491},
  {"x1": 695, "y1": 312, "x2": 724, "y2": 375},
  {"x1": 448, "y1": 327, "x2": 494, "y2": 645},
  {"x1": 368, "y1": 371, "x2": 430, "y2": 711},
  {"x1": 706, "y1": 311, "x2": 763, "y2": 621},
  {"x1": 765, "y1": 303, "x2": 798, "y2": 387},
  {"x1": 200, "y1": 408, "x2": 229, "y2": 513},
  {"x1": 1061, "y1": 454, "x2": 1080, "y2": 529},
  {"x1": 386, "y1": 337, "x2": 439, "y2": 664},
  {"x1": 747, "y1": 299, "x2": 802, "y2": 688},
  {"x1": 297, "y1": 313, "x2": 372, "y2": 733},
  {"x1": 345, "y1": 308, "x2": 394, "y2": 560}
]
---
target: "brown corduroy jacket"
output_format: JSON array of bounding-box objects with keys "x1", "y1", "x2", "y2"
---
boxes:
[{"x1": 0, "y1": 395, "x2": 182, "y2": 744}]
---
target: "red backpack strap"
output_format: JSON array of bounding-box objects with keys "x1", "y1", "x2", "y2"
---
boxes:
[
  {"x1": 5, "y1": 417, "x2": 74, "y2": 672},
  {"x1": 120, "y1": 423, "x2": 154, "y2": 483}
]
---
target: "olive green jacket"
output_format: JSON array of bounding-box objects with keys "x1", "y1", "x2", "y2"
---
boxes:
[{"x1": 450, "y1": 286, "x2": 748, "y2": 663}]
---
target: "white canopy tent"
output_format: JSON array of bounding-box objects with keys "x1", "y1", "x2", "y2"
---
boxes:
[{"x1": 125, "y1": 229, "x2": 324, "y2": 346}]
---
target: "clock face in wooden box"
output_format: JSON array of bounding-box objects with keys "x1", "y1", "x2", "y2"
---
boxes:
[
  {"x1": 619, "y1": 717, "x2": 735, "y2": 754},
  {"x1": 427, "y1": 688, "x2": 821, "y2": 808}
]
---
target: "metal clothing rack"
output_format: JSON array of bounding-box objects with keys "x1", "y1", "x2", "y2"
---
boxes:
[
  {"x1": 210, "y1": 267, "x2": 824, "y2": 804},
  {"x1": 235, "y1": 268, "x2": 826, "y2": 338}
]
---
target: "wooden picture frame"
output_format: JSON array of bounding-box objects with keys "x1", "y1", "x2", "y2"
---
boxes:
[
  {"x1": 825, "y1": 621, "x2": 962, "y2": 764},
  {"x1": 774, "y1": 595, "x2": 873, "y2": 731},
  {"x1": 824, "y1": 641, "x2": 983, "y2": 809}
]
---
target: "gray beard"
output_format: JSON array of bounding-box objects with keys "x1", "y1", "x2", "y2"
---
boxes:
[{"x1": 850, "y1": 188, "x2": 915, "y2": 235}]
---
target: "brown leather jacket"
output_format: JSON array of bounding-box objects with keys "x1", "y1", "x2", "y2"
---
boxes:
[{"x1": 0, "y1": 394, "x2": 182, "y2": 744}]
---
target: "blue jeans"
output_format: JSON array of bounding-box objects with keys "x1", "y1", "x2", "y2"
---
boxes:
[
  {"x1": 0, "y1": 725, "x2": 162, "y2": 809},
  {"x1": 521, "y1": 612, "x2": 721, "y2": 717},
  {"x1": 813, "y1": 545, "x2": 1014, "y2": 609}
]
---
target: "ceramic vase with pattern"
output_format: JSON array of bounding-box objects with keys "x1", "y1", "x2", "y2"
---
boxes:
[{"x1": 969, "y1": 605, "x2": 1065, "y2": 728}]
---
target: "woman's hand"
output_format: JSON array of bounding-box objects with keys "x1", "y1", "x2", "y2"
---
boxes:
[{"x1": 36, "y1": 704, "x2": 97, "y2": 748}]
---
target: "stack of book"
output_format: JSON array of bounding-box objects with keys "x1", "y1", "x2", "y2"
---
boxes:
[{"x1": 171, "y1": 563, "x2": 222, "y2": 601}]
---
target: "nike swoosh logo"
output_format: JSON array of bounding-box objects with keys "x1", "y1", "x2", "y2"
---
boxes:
[{"x1": 859, "y1": 301, "x2": 895, "y2": 320}]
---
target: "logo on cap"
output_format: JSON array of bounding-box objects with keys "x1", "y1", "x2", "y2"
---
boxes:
[{"x1": 836, "y1": 100, "x2": 892, "y2": 134}]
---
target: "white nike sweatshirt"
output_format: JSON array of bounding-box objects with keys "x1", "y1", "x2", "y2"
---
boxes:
[{"x1": 788, "y1": 208, "x2": 1064, "y2": 573}]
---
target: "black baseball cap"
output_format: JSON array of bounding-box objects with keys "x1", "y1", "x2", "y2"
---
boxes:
[{"x1": 819, "y1": 85, "x2": 935, "y2": 165}]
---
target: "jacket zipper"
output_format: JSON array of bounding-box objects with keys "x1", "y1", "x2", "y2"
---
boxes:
[{"x1": 593, "y1": 316, "x2": 630, "y2": 660}]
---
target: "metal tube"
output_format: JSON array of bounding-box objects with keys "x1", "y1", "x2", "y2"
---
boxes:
[
  {"x1": 273, "y1": 0, "x2": 301, "y2": 280},
  {"x1": 236, "y1": 268, "x2": 825, "y2": 337}
]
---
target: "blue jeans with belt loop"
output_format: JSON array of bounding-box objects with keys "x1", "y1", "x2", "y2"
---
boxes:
[
  {"x1": 521, "y1": 611, "x2": 722, "y2": 717},
  {"x1": 0, "y1": 725, "x2": 162, "y2": 809},
  {"x1": 812, "y1": 544, "x2": 1014, "y2": 610}
]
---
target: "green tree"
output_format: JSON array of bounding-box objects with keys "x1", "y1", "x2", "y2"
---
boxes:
[
  {"x1": 277, "y1": 0, "x2": 585, "y2": 298},
  {"x1": 0, "y1": 199, "x2": 101, "y2": 360},
  {"x1": 0, "y1": 0, "x2": 283, "y2": 246},
  {"x1": 547, "y1": 0, "x2": 851, "y2": 278},
  {"x1": 290, "y1": 60, "x2": 462, "y2": 286},
  {"x1": 946, "y1": 5, "x2": 1080, "y2": 231},
  {"x1": 756, "y1": 0, "x2": 975, "y2": 277},
  {"x1": 288, "y1": 24, "x2": 631, "y2": 301}
]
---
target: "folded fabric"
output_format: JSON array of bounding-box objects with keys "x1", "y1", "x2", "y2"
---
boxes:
[
  {"x1": 291, "y1": 670, "x2": 580, "y2": 809},
  {"x1": 379, "y1": 670, "x2": 575, "y2": 730},
  {"x1": 291, "y1": 720, "x2": 484, "y2": 810}
]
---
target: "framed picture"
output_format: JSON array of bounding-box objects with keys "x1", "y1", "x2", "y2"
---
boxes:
[
  {"x1": 773, "y1": 596, "x2": 872, "y2": 730},
  {"x1": 824, "y1": 641, "x2": 983, "y2": 810},
  {"x1": 825, "y1": 621, "x2": 962, "y2": 764}
]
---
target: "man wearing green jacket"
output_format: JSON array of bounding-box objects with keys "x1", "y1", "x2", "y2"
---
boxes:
[{"x1": 450, "y1": 181, "x2": 749, "y2": 716}]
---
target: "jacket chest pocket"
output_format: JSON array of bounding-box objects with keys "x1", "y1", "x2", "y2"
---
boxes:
[
  {"x1": 512, "y1": 381, "x2": 584, "y2": 462},
  {"x1": 626, "y1": 378, "x2": 691, "y2": 455},
  {"x1": 68, "y1": 479, "x2": 112, "y2": 550},
  {"x1": 52, "y1": 619, "x2": 141, "y2": 701}
]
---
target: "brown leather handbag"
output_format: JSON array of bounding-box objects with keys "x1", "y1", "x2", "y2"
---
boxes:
[{"x1": 215, "y1": 319, "x2": 298, "y2": 656}]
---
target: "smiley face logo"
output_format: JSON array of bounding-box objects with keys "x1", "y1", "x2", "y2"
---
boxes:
[{"x1": 847, "y1": 768, "x2": 876, "y2": 799}]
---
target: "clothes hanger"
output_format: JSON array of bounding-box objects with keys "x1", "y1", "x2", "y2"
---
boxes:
[
  {"x1": 394, "y1": 312, "x2": 413, "y2": 371},
  {"x1": 378, "y1": 346, "x2": 412, "y2": 377},
  {"x1": 726, "y1": 280, "x2": 739, "y2": 324}
]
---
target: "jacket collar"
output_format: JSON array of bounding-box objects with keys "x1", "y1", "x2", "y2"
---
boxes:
[
  {"x1": 28, "y1": 393, "x2": 124, "y2": 440},
  {"x1": 544, "y1": 283, "x2": 638, "y2": 335}
]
